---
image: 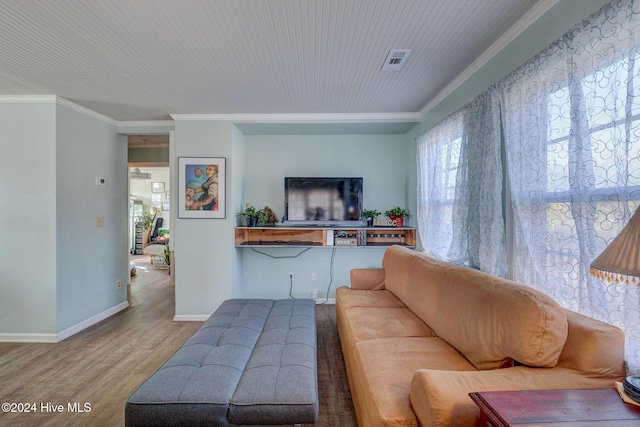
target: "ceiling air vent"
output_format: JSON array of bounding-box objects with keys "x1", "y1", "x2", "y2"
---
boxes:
[{"x1": 381, "y1": 49, "x2": 412, "y2": 71}]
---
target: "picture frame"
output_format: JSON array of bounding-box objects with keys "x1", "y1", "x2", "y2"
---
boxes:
[
  {"x1": 151, "y1": 182, "x2": 165, "y2": 193},
  {"x1": 178, "y1": 157, "x2": 226, "y2": 219},
  {"x1": 162, "y1": 202, "x2": 170, "y2": 211},
  {"x1": 151, "y1": 193, "x2": 162, "y2": 207}
]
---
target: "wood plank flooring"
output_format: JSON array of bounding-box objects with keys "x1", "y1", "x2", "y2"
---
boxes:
[{"x1": 0, "y1": 256, "x2": 357, "y2": 427}]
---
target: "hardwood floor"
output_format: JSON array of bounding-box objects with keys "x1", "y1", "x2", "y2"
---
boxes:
[{"x1": 0, "y1": 256, "x2": 357, "y2": 427}]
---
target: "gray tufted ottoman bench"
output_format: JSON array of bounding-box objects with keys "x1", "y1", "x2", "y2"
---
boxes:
[{"x1": 125, "y1": 299, "x2": 318, "y2": 427}]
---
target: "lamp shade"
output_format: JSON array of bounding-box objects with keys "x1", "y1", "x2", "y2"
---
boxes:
[{"x1": 590, "y1": 208, "x2": 640, "y2": 285}]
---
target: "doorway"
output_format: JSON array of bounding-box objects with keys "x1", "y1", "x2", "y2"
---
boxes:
[{"x1": 127, "y1": 134, "x2": 171, "y2": 277}]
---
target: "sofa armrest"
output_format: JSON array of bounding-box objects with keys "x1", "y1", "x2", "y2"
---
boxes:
[
  {"x1": 350, "y1": 268, "x2": 385, "y2": 290},
  {"x1": 557, "y1": 309, "x2": 625, "y2": 378},
  {"x1": 410, "y1": 367, "x2": 619, "y2": 427}
]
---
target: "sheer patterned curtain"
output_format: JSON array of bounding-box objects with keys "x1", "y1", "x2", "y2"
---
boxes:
[
  {"x1": 500, "y1": 0, "x2": 640, "y2": 373},
  {"x1": 417, "y1": 0, "x2": 640, "y2": 372},
  {"x1": 417, "y1": 111, "x2": 464, "y2": 260},
  {"x1": 417, "y1": 91, "x2": 506, "y2": 275}
]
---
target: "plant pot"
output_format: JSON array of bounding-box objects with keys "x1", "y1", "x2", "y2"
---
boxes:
[
  {"x1": 366, "y1": 217, "x2": 374, "y2": 227},
  {"x1": 246, "y1": 217, "x2": 258, "y2": 227},
  {"x1": 390, "y1": 215, "x2": 404, "y2": 227}
]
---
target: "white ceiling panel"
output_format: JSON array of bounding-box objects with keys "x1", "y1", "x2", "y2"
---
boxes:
[{"x1": 0, "y1": 1, "x2": 570, "y2": 121}]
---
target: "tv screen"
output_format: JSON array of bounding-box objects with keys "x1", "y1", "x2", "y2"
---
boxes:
[{"x1": 284, "y1": 177, "x2": 363, "y2": 225}]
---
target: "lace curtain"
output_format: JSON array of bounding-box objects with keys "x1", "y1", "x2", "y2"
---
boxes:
[
  {"x1": 417, "y1": 0, "x2": 640, "y2": 373},
  {"x1": 417, "y1": 111, "x2": 464, "y2": 261},
  {"x1": 417, "y1": 92, "x2": 506, "y2": 276},
  {"x1": 501, "y1": 0, "x2": 640, "y2": 373}
]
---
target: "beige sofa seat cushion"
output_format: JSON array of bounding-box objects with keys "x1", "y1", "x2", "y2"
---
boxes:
[
  {"x1": 340, "y1": 306, "x2": 437, "y2": 344},
  {"x1": 353, "y1": 337, "x2": 476, "y2": 427},
  {"x1": 557, "y1": 309, "x2": 626, "y2": 378},
  {"x1": 410, "y1": 366, "x2": 622, "y2": 427},
  {"x1": 336, "y1": 286, "x2": 406, "y2": 311}
]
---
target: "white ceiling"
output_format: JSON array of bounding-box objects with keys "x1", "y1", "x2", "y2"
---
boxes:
[{"x1": 0, "y1": 1, "x2": 583, "y2": 124}]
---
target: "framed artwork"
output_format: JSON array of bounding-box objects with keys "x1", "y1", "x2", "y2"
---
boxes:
[
  {"x1": 162, "y1": 202, "x2": 170, "y2": 211},
  {"x1": 165, "y1": 191, "x2": 170, "y2": 199},
  {"x1": 151, "y1": 182, "x2": 165, "y2": 193},
  {"x1": 151, "y1": 193, "x2": 162, "y2": 207},
  {"x1": 178, "y1": 157, "x2": 226, "y2": 219}
]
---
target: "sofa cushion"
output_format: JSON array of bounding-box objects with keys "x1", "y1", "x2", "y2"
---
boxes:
[
  {"x1": 350, "y1": 268, "x2": 385, "y2": 290},
  {"x1": 410, "y1": 366, "x2": 624, "y2": 427},
  {"x1": 432, "y1": 266, "x2": 568, "y2": 369},
  {"x1": 229, "y1": 300, "x2": 318, "y2": 425},
  {"x1": 341, "y1": 306, "x2": 436, "y2": 343},
  {"x1": 352, "y1": 337, "x2": 476, "y2": 427},
  {"x1": 382, "y1": 245, "x2": 418, "y2": 302},
  {"x1": 401, "y1": 251, "x2": 452, "y2": 328},
  {"x1": 125, "y1": 299, "x2": 318, "y2": 427},
  {"x1": 336, "y1": 286, "x2": 406, "y2": 311}
]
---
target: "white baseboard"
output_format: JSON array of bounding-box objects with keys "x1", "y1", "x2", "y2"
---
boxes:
[
  {"x1": 0, "y1": 301, "x2": 130, "y2": 343},
  {"x1": 0, "y1": 333, "x2": 58, "y2": 343},
  {"x1": 56, "y1": 301, "x2": 130, "y2": 342},
  {"x1": 314, "y1": 298, "x2": 336, "y2": 304},
  {"x1": 173, "y1": 314, "x2": 210, "y2": 322}
]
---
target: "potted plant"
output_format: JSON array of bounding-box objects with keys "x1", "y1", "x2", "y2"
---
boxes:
[
  {"x1": 363, "y1": 209, "x2": 381, "y2": 227},
  {"x1": 163, "y1": 244, "x2": 171, "y2": 266},
  {"x1": 238, "y1": 204, "x2": 266, "y2": 227},
  {"x1": 384, "y1": 206, "x2": 409, "y2": 227},
  {"x1": 141, "y1": 211, "x2": 155, "y2": 231},
  {"x1": 141, "y1": 211, "x2": 156, "y2": 246}
]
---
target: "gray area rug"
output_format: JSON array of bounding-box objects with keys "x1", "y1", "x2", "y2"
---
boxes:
[{"x1": 313, "y1": 304, "x2": 358, "y2": 427}]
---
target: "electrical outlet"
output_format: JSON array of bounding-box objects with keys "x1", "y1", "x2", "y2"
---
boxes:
[
  {"x1": 96, "y1": 216, "x2": 105, "y2": 227},
  {"x1": 311, "y1": 272, "x2": 317, "y2": 281},
  {"x1": 311, "y1": 289, "x2": 319, "y2": 299},
  {"x1": 288, "y1": 272, "x2": 294, "y2": 280},
  {"x1": 116, "y1": 279, "x2": 122, "y2": 289}
]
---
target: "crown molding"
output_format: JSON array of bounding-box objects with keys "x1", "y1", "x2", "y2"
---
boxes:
[
  {"x1": 0, "y1": 95, "x2": 57, "y2": 103},
  {"x1": 170, "y1": 112, "x2": 421, "y2": 123},
  {"x1": 56, "y1": 97, "x2": 117, "y2": 125},
  {"x1": 117, "y1": 120, "x2": 175, "y2": 128},
  {"x1": 0, "y1": 95, "x2": 117, "y2": 125}
]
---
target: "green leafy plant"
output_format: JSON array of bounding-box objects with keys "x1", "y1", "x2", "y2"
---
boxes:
[
  {"x1": 238, "y1": 204, "x2": 266, "y2": 226},
  {"x1": 163, "y1": 245, "x2": 171, "y2": 265},
  {"x1": 362, "y1": 209, "x2": 381, "y2": 219},
  {"x1": 141, "y1": 211, "x2": 155, "y2": 230},
  {"x1": 384, "y1": 206, "x2": 409, "y2": 218}
]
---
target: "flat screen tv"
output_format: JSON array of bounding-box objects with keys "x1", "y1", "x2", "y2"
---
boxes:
[{"x1": 284, "y1": 177, "x2": 364, "y2": 226}]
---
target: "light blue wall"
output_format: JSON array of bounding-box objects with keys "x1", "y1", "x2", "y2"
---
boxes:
[
  {"x1": 0, "y1": 98, "x2": 127, "y2": 339},
  {"x1": 55, "y1": 104, "x2": 128, "y2": 332},
  {"x1": 242, "y1": 134, "x2": 409, "y2": 216},
  {"x1": 171, "y1": 128, "x2": 411, "y2": 312},
  {"x1": 0, "y1": 101, "x2": 58, "y2": 336},
  {"x1": 173, "y1": 120, "x2": 242, "y2": 317},
  {"x1": 231, "y1": 125, "x2": 246, "y2": 299},
  {"x1": 240, "y1": 133, "x2": 408, "y2": 299}
]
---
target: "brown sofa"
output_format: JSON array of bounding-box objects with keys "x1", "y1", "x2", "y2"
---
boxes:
[{"x1": 336, "y1": 245, "x2": 626, "y2": 427}]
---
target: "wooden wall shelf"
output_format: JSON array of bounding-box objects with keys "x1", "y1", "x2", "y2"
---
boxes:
[{"x1": 235, "y1": 227, "x2": 416, "y2": 248}]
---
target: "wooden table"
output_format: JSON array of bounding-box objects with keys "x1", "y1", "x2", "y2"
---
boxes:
[{"x1": 469, "y1": 388, "x2": 640, "y2": 426}]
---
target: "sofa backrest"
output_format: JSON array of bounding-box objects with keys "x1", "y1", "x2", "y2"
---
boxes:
[
  {"x1": 381, "y1": 245, "x2": 419, "y2": 302},
  {"x1": 382, "y1": 246, "x2": 569, "y2": 370}
]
